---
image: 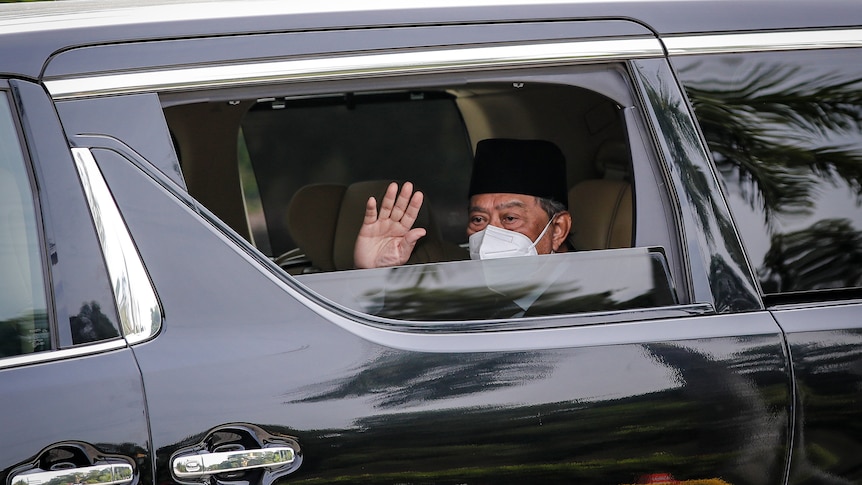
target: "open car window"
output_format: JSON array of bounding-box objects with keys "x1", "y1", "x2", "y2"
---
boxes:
[{"x1": 165, "y1": 64, "x2": 693, "y2": 325}]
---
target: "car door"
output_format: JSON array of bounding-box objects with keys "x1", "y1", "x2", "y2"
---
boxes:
[
  {"x1": 0, "y1": 81, "x2": 151, "y2": 485},
  {"x1": 671, "y1": 38, "x2": 862, "y2": 484},
  {"x1": 48, "y1": 19, "x2": 794, "y2": 484}
]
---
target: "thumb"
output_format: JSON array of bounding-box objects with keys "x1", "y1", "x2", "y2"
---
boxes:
[{"x1": 404, "y1": 227, "x2": 427, "y2": 246}]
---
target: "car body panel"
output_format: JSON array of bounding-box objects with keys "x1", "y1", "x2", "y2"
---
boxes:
[
  {"x1": 770, "y1": 303, "x2": 862, "y2": 483},
  {"x1": 87, "y1": 142, "x2": 792, "y2": 483},
  {"x1": 0, "y1": 349, "x2": 151, "y2": 485}
]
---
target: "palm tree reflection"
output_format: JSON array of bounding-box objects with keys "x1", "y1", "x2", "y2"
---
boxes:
[
  {"x1": 679, "y1": 58, "x2": 862, "y2": 293},
  {"x1": 636, "y1": 60, "x2": 759, "y2": 310},
  {"x1": 275, "y1": 340, "x2": 789, "y2": 484},
  {"x1": 760, "y1": 218, "x2": 862, "y2": 292},
  {"x1": 286, "y1": 350, "x2": 555, "y2": 408}
]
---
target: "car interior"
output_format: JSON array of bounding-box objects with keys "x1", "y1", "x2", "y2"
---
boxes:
[{"x1": 166, "y1": 81, "x2": 633, "y2": 261}]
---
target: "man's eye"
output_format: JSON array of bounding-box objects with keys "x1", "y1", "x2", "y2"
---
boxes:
[{"x1": 470, "y1": 216, "x2": 486, "y2": 225}]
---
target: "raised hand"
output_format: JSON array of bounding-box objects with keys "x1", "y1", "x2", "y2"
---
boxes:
[{"x1": 353, "y1": 182, "x2": 426, "y2": 269}]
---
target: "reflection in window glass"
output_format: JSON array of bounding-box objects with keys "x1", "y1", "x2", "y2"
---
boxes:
[
  {"x1": 0, "y1": 94, "x2": 49, "y2": 357},
  {"x1": 676, "y1": 49, "x2": 862, "y2": 294},
  {"x1": 298, "y1": 248, "x2": 677, "y2": 322},
  {"x1": 237, "y1": 128, "x2": 270, "y2": 254}
]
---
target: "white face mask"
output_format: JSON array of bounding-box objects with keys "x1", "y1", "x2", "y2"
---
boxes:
[{"x1": 468, "y1": 217, "x2": 555, "y2": 260}]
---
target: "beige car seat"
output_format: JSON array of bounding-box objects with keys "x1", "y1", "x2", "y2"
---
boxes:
[{"x1": 568, "y1": 140, "x2": 633, "y2": 250}]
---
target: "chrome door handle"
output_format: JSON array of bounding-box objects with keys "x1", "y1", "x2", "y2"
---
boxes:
[
  {"x1": 11, "y1": 463, "x2": 133, "y2": 485},
  {"x1": 172, "y1": 446, "x2": 296, "y2": 479}
]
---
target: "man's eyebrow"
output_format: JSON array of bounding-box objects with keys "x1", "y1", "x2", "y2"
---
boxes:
[
  {"x1": 468, "y1": 200, "x2": 529, "y2": 213},
  {"x1": 496, "y1": 200, "x2": 528, "y2": 211}
]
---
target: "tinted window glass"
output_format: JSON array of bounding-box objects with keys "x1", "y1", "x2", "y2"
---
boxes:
[
  {"x1": 0, "y1": 94, "x2": 49, "y2": 357},
  {"x1": 675, "y1": 49, "x2": 862, "y2": 294},
  {"x1": 299, "y1": 248, "x2": 677, "y2": 324}
]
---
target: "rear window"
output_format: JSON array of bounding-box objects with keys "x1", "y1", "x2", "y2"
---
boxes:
[{"x1": 240, "y1": 92, "x2": 473, "y2": 256}]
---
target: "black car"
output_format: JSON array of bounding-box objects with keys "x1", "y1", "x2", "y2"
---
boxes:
[{"x1": 1, "y1": 1, "x2": 861, "y2": 484}]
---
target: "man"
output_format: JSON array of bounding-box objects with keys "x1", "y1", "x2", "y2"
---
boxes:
[{"x1": 354, "y1": 138, "x2": 573, "y2": 269}]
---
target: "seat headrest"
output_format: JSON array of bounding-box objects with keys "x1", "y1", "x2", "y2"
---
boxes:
[
  {"x1": 568, "y1": 179, "x2": 632, "y2": 251},
  {"x1": 286, "y1": 183, "x2": 346, "y2": 272},
  {"x1": 594, "y1": 140, "x2": 630, "y2": 180}
]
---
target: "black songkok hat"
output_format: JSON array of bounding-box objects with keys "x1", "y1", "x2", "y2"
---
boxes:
[{"x1": 468, "y1": 138, "x2": 568, "y2": 209}]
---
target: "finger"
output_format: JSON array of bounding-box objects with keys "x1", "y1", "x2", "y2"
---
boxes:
[
  {"x1": 361, "y1": 196, "x2": 378, "y2": 225},
  {"x1": 390, "y1": 181, "x2": 414, "y2": 221},
  {"x1": 404, "y1": 227, "x2": 427, "y2": 246},
  {"x1": 399, "y1": 189, "x2": 424, "y2": 229},
  {"x1": 377, "y1": 182, "x2": 399, "y2": 219}
]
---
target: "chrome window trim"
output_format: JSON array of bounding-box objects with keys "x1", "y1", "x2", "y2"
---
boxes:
[
  {"x1": 0, "y1": 339, "x2": 126, "y2": 370},
  {"x1": 664, "y1": 29, "x2": 862, "y2": 56},
  {"x1": 72, "y1": 147, "x2": 162, "y2": 345},
  {"x1": 45, "y1": 38, "x2": 663, "y2": 100}
]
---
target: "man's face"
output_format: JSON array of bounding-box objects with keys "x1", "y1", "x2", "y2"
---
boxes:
[{"x1": 467, "y1": 193, "x2": 556, "y2": 254}]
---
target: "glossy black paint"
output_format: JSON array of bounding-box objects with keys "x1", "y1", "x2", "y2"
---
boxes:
[
  {"x1": 93, "y1": 142, "x2": 792, "y2": 483},
  {"x1": 771, "y1": 305, "x2": 862, "y2": 484},
  {"x1": 57, "y1": 95, "x2": 184, "y2": 189},
  {"x1": 629, "y1": 59, "x2": 762, "y2": 313},
  {"x1": 1, "y1": 354, "x2": 151, "y2": 483},
  {"x1": 669, "y1": 47, "x2": 862, "y2": 484},
  {"x1": 0, "y1": 81, "x2": 150, "y2": 485}
]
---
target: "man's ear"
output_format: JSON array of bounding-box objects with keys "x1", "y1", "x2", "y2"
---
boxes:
[{"x1": 551, "y1": 211, "x2": 572, "y2": 251}]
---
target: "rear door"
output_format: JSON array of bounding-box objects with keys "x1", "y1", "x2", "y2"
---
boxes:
[
  {"x1": 48, "y1": 19, "x2": 792, "y2": 484},
  {"x1": 0, "y1": 81, "x2": 151, "y2": 485}
]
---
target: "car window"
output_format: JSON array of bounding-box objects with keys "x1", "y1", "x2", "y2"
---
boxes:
[
  {"x1": 163, "y1": 63, "x2": 698, "y2": 324},
  {"x1": 675, "y1": 49, "x2": 862, "y2": 296},
  {"x1": 0, "y1": 93, "x2": 49, "y2": 358}
]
